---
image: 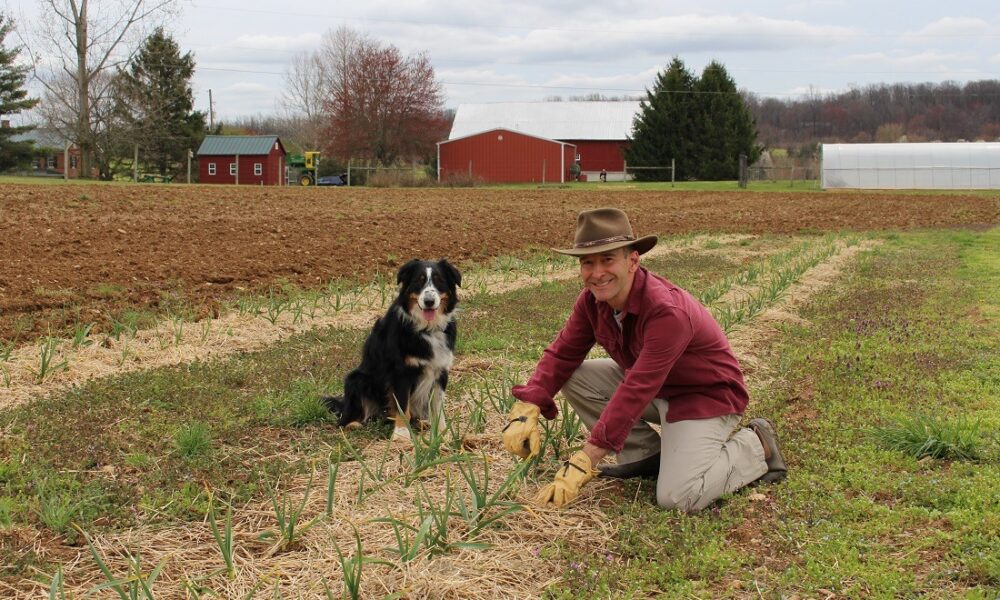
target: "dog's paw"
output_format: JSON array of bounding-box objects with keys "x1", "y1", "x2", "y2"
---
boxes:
[
  {"x1": 391, "y1": 426, "x2": 413, "y2": 447},
  {"x1": 344, "y1": 421, "x2": 363, "y2": 430}
]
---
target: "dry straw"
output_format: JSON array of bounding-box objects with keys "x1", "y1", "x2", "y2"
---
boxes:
[{"x1": 7, "y1": 233, "x2": 876, "y2": 599}]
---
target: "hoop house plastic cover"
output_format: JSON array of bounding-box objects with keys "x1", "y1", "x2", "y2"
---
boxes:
[{"x1": 820, "y1": 142, "x2": 1000, "y2": 190}]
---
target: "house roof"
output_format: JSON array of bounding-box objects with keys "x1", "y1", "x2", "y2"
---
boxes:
[
  {"x1": 197, "y1": 135, "x2": 282, "y2": 156},
  {"x1": 449, "y1": 101, "x2": 642, "y2": 141},
  {"x1": 9, "y1": 126, "x2": 70, "y2": 148}
]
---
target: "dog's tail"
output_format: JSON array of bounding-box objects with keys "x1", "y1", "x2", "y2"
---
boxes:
[{"x1": 320, "y1": 394, "x2": 363, "y2": 428}]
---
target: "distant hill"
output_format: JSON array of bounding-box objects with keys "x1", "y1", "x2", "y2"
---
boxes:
[{"x1": 745, "y1": 80, "x2": 1000, "y2": 151}]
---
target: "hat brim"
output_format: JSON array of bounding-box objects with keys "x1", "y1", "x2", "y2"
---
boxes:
[{"x1": 552, "y1": 235, "x2": 657, "y2": 257}]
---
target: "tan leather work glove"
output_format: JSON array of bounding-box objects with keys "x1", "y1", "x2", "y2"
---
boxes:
[
  {"x1": 533, "y1": 450, "x2": 598, "y2": 508},
  {"x1": 502, "y1": 401, "x2": 541, "y2": 459}
]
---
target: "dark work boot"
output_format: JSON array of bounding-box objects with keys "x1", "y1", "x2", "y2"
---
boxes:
[
  {"x1": 749, "y1": 418, "x2": 788, "y2": 483},
  {"x1": 598, "y1": 452, "x2": 661, "y2": 479}
]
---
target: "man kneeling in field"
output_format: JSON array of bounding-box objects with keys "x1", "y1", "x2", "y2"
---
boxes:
[{"x1": 502, "y1": 208, "x2": 787, "y2": 512}]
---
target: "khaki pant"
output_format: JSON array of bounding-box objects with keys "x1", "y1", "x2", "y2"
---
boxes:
[{"x1": 561, "y1": 359, "x2": 768, "y2": 512}]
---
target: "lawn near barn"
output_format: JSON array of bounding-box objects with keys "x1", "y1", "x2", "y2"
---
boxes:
[{"x1": 0, "y1": 183, "x2": 997, "y2": 598}]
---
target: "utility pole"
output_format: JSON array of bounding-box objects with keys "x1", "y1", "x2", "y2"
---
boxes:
[{"x1": 208, "y1": 89, "x2": 215, "y2": 131}]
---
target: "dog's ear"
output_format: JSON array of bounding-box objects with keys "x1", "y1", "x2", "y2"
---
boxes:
[
  {"x1": 438, "y1": 258, "x2": 462, "y2": 288},
  {"x1": 396, "y1": 259, "x2": 423, "y2": 286}
]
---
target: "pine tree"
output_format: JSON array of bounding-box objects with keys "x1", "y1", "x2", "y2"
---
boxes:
[
  {"x1": 625, "y1": 57, "x2": 697, "y2": 181},
  {"x1": 694, "y1": 61, "x2": 761, "y2": 180},
  {"x1": 113, "y1": 28, "x2": 206, "y2": 176},
  {"x1": 0, "y1": 14, "x2": 40, "y2": 171}
]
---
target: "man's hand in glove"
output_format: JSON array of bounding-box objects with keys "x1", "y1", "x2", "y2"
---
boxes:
[
  {"x1": 502, "y1": 401, "x2": 542, "y2": 459},
  {"x1": 533, "y1": 450, "x2": 599, "y2": 508}
]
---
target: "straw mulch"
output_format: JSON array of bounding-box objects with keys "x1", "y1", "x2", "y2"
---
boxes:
[
  {"x1": 13, "y1": 407, "x2": 622, "y2": 599},
  {"x1": 3, "y1": 233, "x2": 873, "y2": 598}
]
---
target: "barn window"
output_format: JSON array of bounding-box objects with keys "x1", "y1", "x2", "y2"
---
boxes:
[
  {"x1": 47, "y1": 156, "x2": 55, "y2": 169},
  {"x1": 254, "y1": 163, "x2": 262, "y2": 176},
  {"x1": 70, "y1": 156, "x2": 77, "y2": 169},
  {"x1": 229, "y1": 163, "x2": 237, "y2": 176},
  {"x1": 208, "y1": 163, "x2": 216, "y2": 176}
]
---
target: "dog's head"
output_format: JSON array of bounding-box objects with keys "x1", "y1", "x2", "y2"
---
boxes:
[{"x1": 396, "y1": 259, "x2": 461, "y2": 329}]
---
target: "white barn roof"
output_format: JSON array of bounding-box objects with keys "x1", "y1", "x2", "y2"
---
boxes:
[
  {"x1": 449, "y1": 101, "x2": 641, "y2": 141},
  {"x1": 821, "y1": 142, "x2": 1000, "y2": 190}
]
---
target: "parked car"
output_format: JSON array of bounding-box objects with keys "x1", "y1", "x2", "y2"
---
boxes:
[{"x1": 317, "y1": 174, "x2": 348, "y2": 186}]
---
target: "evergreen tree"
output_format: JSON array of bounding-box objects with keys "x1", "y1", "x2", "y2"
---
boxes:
[
  {"x1": 625, "y1": 57, "x2": 697, "y2": 181},
  {"x1": 0, "y1": 14, "x2": 39, "y2": 171},
  {"x1": 113, "y1": 28, "x2": 206, "y2": 176},
  {"x1": 694, "y1": 61, "x2": 761, "y2": 180}
]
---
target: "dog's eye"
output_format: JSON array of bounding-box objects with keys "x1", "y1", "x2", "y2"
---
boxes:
[{"x1": 432, "y1": 274, "x2": 444, "y2": 287}]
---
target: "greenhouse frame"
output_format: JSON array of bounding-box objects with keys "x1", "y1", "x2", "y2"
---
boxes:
[{"x1": 820, "y1": 142, "x2": 1000, "y2": 190}]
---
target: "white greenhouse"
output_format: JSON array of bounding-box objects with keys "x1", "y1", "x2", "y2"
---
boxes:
[{"x1": 820, "y1": 142, "x2": 1000, "y2": 190}]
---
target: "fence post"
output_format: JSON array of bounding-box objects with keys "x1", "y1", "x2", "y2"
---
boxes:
[
  {"x1": 347, "y1": 158, "x2": 352, "y2": 186},
  {"x1": 133, "y1": 144, "x2": 139, "y2": 183},
  {"x1": 671, "y1": 158, "x2": 675, "y2": 187},
  {"x1": 235, "y1": 154, "x2": 239, "y2": 185},
  {"x1": 187, "y1": 149, "x2": 192, "y2": 184},
  {"x1": 738, "y1": 153, "x2": 748, "y2": 188},
  {"x1": 542, "y1": 159, "x2": 546, "y2": 184}
]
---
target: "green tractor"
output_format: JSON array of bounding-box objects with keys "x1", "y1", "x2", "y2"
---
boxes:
[{"x1": 287, "y1": 151, "x2": 321, "y2": 186}]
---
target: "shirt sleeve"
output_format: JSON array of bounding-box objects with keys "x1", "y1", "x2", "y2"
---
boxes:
[
  {"x1": 588, "y1": 305, "x2": 694, "y2": 452},
  {"x1": 511, "y1": 290, "x2": 596, "y2": 420}
]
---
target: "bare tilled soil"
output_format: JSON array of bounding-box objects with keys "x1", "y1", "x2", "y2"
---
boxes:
[{"x1": 2, "y1": 184, "x2": 997, "y2": 341}]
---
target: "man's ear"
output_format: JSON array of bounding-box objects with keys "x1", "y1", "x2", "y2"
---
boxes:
[{"x1": 628, "y1": 249, "x2": 640, "y2": 273}]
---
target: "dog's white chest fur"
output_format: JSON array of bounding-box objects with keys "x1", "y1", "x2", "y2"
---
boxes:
[{"x1": 422, "y1": 330, "x2": 454, "y2": 373}]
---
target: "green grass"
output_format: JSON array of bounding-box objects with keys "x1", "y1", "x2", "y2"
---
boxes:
[
  {"x1": 870, "y1": 414, "x2": 986, "y2": 461},
  {"x1": 1, "y1": 229, "x2": 997, "y2": 597}
]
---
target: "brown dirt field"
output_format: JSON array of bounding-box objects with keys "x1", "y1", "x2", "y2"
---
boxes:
[{"x1": 2, "y1": 184, "x2": 997, "y2": 341}]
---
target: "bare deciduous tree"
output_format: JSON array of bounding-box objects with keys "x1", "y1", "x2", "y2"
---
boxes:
[
  {"x1": 280, "y1": 26, "x2": 367, "y2": 154},
  {"x1": 23, "y1": 0, "x2": 177, "y2": 178}
]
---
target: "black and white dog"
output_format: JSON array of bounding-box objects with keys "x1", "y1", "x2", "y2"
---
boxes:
[{"x1": 323, "y1": 259, "x2": 460, "y2": 442}]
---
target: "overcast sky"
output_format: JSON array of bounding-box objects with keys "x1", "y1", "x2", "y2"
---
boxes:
[{"x1": 11, "y1": 0, "x2": 1000, "y2": 120}]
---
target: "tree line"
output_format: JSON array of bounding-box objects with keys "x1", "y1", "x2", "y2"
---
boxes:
[{"x1": 746, "y1": 80, "x2": 1000, "y2": 152}]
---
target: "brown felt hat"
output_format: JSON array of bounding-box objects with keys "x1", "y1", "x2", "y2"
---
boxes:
[{"x1": 553, "y1": 208, "x2": 657, "y2": 256}]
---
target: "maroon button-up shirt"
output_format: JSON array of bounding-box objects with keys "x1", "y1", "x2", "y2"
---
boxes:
[{"x1": 512, "y1": 267, "x2": 749, "y2": 453}]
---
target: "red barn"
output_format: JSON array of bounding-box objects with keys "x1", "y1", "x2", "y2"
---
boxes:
[
  {"x1": 442, "y1": 101, "x2": 641, "y2": 183},
  {"x1": 438, "y1": 128, "x2": 576, "y2": 184},
  {"x1": 197, "y1": 135, "x2": 286, "y2": 185}
]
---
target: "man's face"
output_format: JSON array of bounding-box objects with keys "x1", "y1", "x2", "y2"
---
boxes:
[{"x1": 579, "y1": 248, "x2": 640, "y2": 309}]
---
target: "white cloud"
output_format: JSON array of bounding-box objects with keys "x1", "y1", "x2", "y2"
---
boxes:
[
  {"x1": 841, "y1": 50, "x2": 973, "y2": 71},
  {"x1": 906, "y1": 17, "x2": 995, "y2": 38}
]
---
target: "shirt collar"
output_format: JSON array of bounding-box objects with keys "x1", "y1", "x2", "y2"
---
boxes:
[{"x1": 622, "y1": 266, "x2": 649, "y2": 316}]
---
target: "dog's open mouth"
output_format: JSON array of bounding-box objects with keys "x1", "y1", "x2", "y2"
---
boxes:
[{"x1": 422, "y1": 308, "x2": 437, "y2": 321}]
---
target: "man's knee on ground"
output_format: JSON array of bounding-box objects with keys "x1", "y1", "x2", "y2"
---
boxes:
[{"x1": 656, "y1": 480, "x2": 706, "y2": 513}]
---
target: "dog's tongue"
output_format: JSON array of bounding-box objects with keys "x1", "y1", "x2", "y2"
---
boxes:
[{"x1": 422, "y1": 309, "x2": 437, "y2": 321}]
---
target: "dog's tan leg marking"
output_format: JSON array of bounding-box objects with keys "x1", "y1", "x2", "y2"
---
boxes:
[
  {"x1": 392, "y1": 412, "x2": 412, "y2": 444},
  {"x1": 344, "y1": 421, "x2": 362, "y2": 430}
]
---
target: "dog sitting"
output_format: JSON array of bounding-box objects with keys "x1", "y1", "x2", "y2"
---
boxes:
[{"x1": 322, "y1": 258, "x2": 461, "y2": 442}]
